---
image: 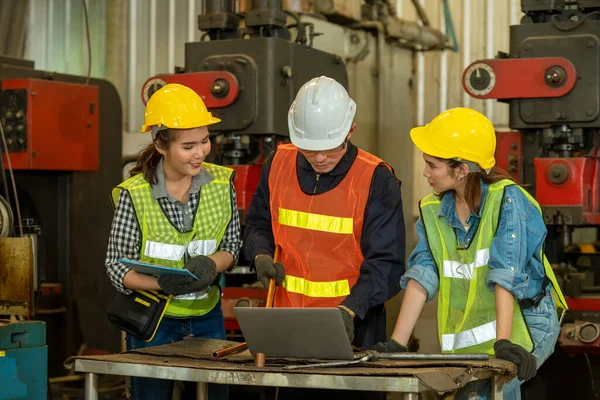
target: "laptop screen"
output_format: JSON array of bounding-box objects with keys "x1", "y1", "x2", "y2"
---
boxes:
[{"x1": 234, "y1": 307, "x2": 355, "y2": 360}]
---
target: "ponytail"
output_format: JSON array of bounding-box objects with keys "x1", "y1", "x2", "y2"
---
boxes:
[
  {"x1": 438, "y1": 157, "x2": 515, "y2": 214},
  {"x1": 128, "y1": 129, "x2": 176, "y2": 185}
]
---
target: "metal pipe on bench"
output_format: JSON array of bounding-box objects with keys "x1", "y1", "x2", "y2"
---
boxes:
[{"x1": 283, "y1": 351, "x2": 490, "y2": 370}]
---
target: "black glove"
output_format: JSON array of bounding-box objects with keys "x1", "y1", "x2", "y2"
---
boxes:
[
  {"x1": 254, "y1": 254, "x2": 285, "y2": 288},
  {"x1": 494, "y1": 339, "x2": 537, "y2": 381},
  {"x1": 337, "y1": 306, "x2": 355, "y2": 344},
  {"x1": 370, "y1": 337, "x2": 409, "y2": 353},
  {"x1": 158, "y1": 256, "x2": 217, "y2": 296}
]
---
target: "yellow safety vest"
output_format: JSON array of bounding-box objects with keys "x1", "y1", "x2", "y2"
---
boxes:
[
  {"x1": 420, "y1": 179, "x2": 567, "y2": 354},
  {"x1": 111, "y1": 163, "x2": 234, "y2": 318}
]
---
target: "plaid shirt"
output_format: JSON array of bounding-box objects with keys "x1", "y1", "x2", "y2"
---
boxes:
[{"x1": 106, "y1": 161, "x2": 241, "y2": 294}]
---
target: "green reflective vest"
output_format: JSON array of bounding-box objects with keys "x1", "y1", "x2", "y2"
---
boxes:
[
  {"x1": 420, "y1": 179, "x2": 567, "y2": 354},
  {"x1": 112, "y1": 163, "x2": 234, "y2": 318}
]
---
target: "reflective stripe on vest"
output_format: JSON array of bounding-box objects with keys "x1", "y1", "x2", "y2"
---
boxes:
[
  {"x1": 442, "y1": 321, "x2": 497, "y2": 351},
  {"x1": 269, "y1": 144, "x2": 386, "y2": 308},
  {"x1": 284, "y1": 275, "x2": 351, "y2": 298},
  {"x1": 112, "y1": 163, "x2": 233, "y2": 318},
  {"x1": 443, "y1": 249, "x2": 489, "y2": 280},
  {"x1": 278, "y1": 208, "x2": 354, "y2": 235},
  {"x1": 144, "y1": 239, "x2": 218, "y2": 261}
]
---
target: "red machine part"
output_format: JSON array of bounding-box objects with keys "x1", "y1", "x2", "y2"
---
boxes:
[
  {"x1": 463, "y1": 57, "x2": 577, "y2": 100},
  {"x1": 1, "y1": 79, "x2": 99, "y2": 171},
  {"x1": 494, "y1": 131, "x2": 521, "y2": 182},
  {"x1": 566, "y1": 297, "x2": 600, "y2": 311},
  {"x1": 141, "y1": 72, "x2": 240, "y2": 108},
  {"x1": 229, "y1": 164, "x2": 262, "y2": 221},
  {"x1": 559, "y1": 320, "x2": 600, "y2": 355},
  {"x1": 534, "y1": 157, "x2": 600, "y2": 224},
  {"x1": 221, "y1": 287, "x2": 267, "y2": 331}
]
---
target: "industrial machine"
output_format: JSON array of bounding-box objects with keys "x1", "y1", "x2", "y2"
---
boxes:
[
  {"x1": 0, "y1": 320, "x2": 47, "y2": 400},
  {"x1": 463, "y1": 1, "x2": 600, "y2": 398},
  {"x1": 140, "y1": 0, "x2": 350, "y2": 329},
  {"x1": 0, "y1": 55, "x2": 123, "y2": 379},
  {"x1": 137, "y1": 0, "x2": 446, "y2": 334}
]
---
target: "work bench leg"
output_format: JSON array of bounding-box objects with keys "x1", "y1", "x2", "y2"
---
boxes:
[
  {"x1": 197, "y1": 382, "x2": 209, "y2": 400},
  {"x1": 490, "y1": 375, "x2": 503, "y2": 400},
  {"x1": 403, "y1": 393, "x2": 418, "y2": 400},
  {"x1": 85, "y1": 373, "x2": 98, "y2": 400}
]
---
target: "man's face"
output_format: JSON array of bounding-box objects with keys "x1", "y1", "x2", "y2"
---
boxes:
[
  {"x1": 298, "y1": 141, "x2": 348, "y2": 173},
  {"x1": 296, "y1": 124, "x2": 355, "y2": 174}
]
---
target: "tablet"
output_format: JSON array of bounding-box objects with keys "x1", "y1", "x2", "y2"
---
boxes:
[{"x1": 118, "y1": 258, "x2": 198, "y2": 281}]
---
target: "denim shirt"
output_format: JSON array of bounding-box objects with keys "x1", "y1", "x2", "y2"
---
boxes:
[{"x1": 401, "y1": 180, "x2": 550, "y2": 302}]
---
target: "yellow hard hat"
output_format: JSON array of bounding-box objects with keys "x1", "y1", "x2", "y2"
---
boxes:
[
  {"x1": 140, "y1": 83, "x2": 221, "y2": 133},
  {"x1": 410, "y1": 107, "x2": 496, "y2": 170}
]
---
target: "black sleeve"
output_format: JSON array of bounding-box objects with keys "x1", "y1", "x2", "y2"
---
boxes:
[
  {"x1": 242, "y1": 151, "x2": 276, "y2": 261},
  {"x1": 341, "y1": 164, "x2": 406, "y2": 319}
]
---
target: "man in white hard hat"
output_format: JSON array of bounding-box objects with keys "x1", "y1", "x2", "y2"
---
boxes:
[{"x1": 243, "y1": 76, "x2": 406, "y2": 349}]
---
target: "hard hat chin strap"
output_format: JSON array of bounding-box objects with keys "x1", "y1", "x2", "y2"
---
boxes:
[
  {"x1": 151, "y1": 125, "x2": 168, "y2": 140},
  {"x1": 454, "y1": 158, "x2": 490, "y2": 175}
]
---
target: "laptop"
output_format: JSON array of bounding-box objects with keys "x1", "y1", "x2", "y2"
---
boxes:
[{"x1": 234, "y1": 307, "x2": 355, "y2": 360}]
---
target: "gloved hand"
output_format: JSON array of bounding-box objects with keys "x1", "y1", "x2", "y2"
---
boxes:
[
  {"x1": 158, "y1": 256, "x2": 217, "y2": 296},
  {"x1": 370, "y1": 337, "x2": 409, "y2": 353},
  {"x1": 494, "y1": 339, "x2": 537, "y2": 381},
  {"x1": 337, "y1": 306, "x2": 355, "y2": 344},
  {"x1": 254, "y1": 254, "x2": 285, "y2": 288}
]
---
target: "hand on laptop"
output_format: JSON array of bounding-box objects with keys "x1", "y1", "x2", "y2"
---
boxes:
[
  {"x1": 255, "y1": 254, "x2": 285, "y2": 289},
  {"x1": 370, "y1": 337, "x2": 408, "y2": 353},
  {"x1": 337, "y1": 306, "x2": 355, "y2": 343}
]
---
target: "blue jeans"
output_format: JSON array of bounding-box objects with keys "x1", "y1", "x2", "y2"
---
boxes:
[
  {"x1": 126, "y1": 302, "x2": 228, "y2": 400},
  {"x1": 454, "y1": 293, "x2": 560, "y2": 400}
]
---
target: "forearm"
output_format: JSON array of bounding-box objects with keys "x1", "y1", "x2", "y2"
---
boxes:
[
  {"x1": 210, "y1": 250, "x2": 234, "y2": 273},
  {"x1": 495, "y1": 284, "x2": 514, "y2": 340},
  {"x1": 123, "y1": 270, "x2": 161, "y2": 291},
  {"x1": 391, "y1": 279, "x2": 427, "y2": 346},
  {"x1": 341, "y1": 268, "x2": 386, "y2": 319}
]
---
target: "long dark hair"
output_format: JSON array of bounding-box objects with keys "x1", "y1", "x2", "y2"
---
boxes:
[
  {"x1": 438, "y1": 158, "x2": 515, "y2": 214},
  {"x1": 129, "y1": 129, "x2": 177, "y2": 185}
]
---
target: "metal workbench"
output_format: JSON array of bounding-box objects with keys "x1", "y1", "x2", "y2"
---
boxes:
[{"x1": 68, "y1": 338, "x2": 514, "y2": 400}]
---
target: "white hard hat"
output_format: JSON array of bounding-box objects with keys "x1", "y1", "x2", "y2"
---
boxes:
[{"x1": 288, "y1": 76, "x2": 356, "y2": 151}]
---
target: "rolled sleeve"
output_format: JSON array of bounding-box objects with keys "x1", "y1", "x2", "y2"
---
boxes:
[
  {"x1": 401, "y1": 217, "x2": 439, "y2": 302},
  {"x1": 401, "y1": 264, "x2": 439, "y2": 302},
  {"x1": 485, "y1": 186, "x2": 537, "y2": 300}
]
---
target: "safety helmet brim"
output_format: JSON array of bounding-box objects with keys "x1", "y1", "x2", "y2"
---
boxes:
[
  {"x1": 140, "y1": 115, "x2": 221, "y2": 133},
  {"x1": 410, "y1": 125, "x2": 452, "y2": 159}
]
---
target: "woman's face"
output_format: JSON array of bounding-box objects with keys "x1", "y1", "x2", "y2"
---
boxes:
[
  {"x1": 157, "y1": 126, "x2": 211, "y2": 178},
  {"x1": 422, "y1": 153, "x2": 458, "y2": 194}
]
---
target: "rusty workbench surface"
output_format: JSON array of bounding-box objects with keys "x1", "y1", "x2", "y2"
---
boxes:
[{"x1": 67, "y1": 337, "x2": 516, "y2": 399}]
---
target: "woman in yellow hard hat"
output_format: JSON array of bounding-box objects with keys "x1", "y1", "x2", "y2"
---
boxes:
[
  {"x1": 372, "y1": 108, "x2": 566, "y2": 399},
  {"x1": 105, "y1": 84, "x2": 239, "y2": 400}
]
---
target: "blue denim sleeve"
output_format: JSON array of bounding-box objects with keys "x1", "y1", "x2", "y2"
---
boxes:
[
  {"x1": 485, "y1": 185, "x2": 547, "y2": 300},
  {"x1": 400, "y1": 217, "x2": 440, "y2": 302}
]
